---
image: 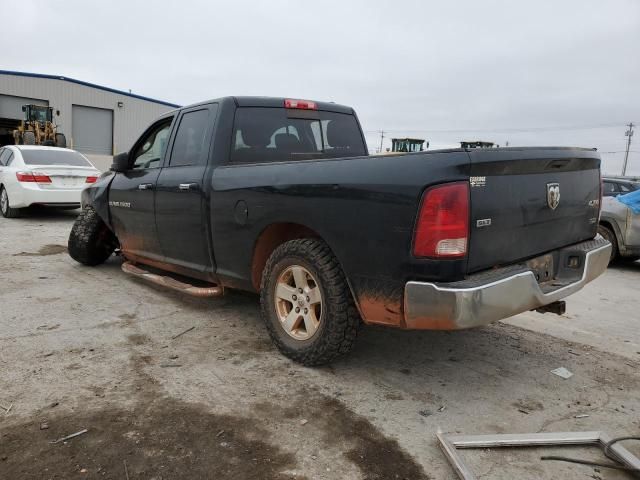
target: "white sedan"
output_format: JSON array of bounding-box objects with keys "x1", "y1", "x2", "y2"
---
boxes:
[{"x1": 0, "y1": 145, "x2": 101, "y2": 218}]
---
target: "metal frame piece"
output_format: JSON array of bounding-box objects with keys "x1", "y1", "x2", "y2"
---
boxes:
[{"x1": 437, "y1": 431, "x2": 640, "y2": 480}]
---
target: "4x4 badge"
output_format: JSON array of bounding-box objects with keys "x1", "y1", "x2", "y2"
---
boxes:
[{"x1": 546, "y1": 183, "x2": 560, "y2": 210}]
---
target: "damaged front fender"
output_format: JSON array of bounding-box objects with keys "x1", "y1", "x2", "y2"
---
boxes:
[{"x1": 81, "y1": 171, "x2": 116, "y2": 229}]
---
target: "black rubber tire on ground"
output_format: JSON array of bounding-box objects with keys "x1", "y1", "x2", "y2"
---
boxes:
[
  {"x1": 43, "y1": 139, "x2": 55, "y2": 147},
  {"x1": 597, "y1": 224, "x2": 618, "y2": 263},
  {"x1": 619, "y1": 255, "x2": 640, "y2": 263},
  {"x1": 260, "y1": 238, "x2": 361, "y2": 366},
  {"x1": 22, "y1": 131, "x2": 36, "y2": 145},
  {"x1": 55, "y1": 133, "x2": 67, "y2": 148},
  {"x1": 0, "y1": 186, "x2": 21, "y2": 218},
  {"x1": 68, "y1": 206, "x2": 118, "y2": 266}
]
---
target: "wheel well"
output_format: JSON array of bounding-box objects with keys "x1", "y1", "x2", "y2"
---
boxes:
[
  {"x1": 251, "y1": 223, "x2": 321, "y2": 290},
  {"x1": 599, "y1": 220, "x2": 618, "y2": 239}
]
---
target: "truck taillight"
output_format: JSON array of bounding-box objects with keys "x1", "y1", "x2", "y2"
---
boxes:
[
  {"x1": 413, "y1": 182, "x2": 469, "y2": 258},
  {"x1": 16, "y1": 171, "x2": 52, "y2": 183},
  {"x1": 284, "y1": 98, "x2": 317, "y2": 110}
]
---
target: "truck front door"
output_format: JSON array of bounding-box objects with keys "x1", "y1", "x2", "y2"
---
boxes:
[
  {"x1": 108, "y1": 117, "x2": 174, "y2": 261},
  {"x1": 154, "y1": 104, "x2": 217, "y2": 274}
]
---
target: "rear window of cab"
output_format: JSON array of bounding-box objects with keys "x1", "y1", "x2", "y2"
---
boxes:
[{"x1": 231, "y1": 107, "x2": 366, "y2": 164}]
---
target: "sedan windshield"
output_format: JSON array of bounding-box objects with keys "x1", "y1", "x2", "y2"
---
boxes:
[{"x1": 21, "y1": 149, "x2": 93, "y2": 167}]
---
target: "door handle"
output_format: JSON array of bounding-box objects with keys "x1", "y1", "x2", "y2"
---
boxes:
[
  {"x1": 178, "y1": 183, "x2": 199, "y2": 191},
  {"x1": 138, "y1": 183, "x2": 154, "y2": 190}
]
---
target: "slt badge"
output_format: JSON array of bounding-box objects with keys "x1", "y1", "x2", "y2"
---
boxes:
[{"x1": 546, "y1": 183, "x2": 560, "y2": 210}]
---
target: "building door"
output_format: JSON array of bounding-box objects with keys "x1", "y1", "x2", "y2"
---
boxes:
[{"x1": 71, "y1": 105, "x2": 113, "y2": 155}]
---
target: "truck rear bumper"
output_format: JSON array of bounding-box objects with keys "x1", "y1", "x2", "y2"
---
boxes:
[{"x1": 403, "y1": 237, "x2": 611, "y2": 330}]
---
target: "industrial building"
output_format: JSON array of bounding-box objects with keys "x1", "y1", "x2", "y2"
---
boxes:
[{"x1": 0, "y1": 70, "x2": 179, "y2": 170}]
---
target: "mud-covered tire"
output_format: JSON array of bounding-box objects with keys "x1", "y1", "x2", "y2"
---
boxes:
[
  {"x1": 55, "y1": 133, "x2": 67, "y2": 148},
  {"x1": 68, "y1": 206, "x2": 118, "y2": 266},
  {"x1": 598, "y1": 224, "x2": 617, "y2": 262},
  {"x1": 0, "y1": 187, "x2": 21, "y2": 218},
  {"x1": 22, "y1": 131, "x2": 36, "y2": 145},
  {"x1": 260, "y1": 238, "x2": 360, "y2": 366}
]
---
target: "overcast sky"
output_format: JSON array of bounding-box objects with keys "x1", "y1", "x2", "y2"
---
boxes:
[{"x1": 4, "y1": 0, "x2": 639, "y2": 174}]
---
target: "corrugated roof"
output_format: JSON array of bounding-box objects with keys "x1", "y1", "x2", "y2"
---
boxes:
[{"x1": 0, "y1": 70, "x2": 181, "y2": 108}]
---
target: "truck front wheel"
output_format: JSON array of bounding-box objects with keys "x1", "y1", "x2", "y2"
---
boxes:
[
  {"x1": 260, "y1": 238, "x2": 360, "y2": 366},
  {"x1": 68, "y1": 206, "x2": 118, "y2": 266}
]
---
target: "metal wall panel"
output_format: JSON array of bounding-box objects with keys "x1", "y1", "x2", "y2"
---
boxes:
[
  {"x1": 72, "y1": 105, "x2": 114, "y2": 155},
  {"x1": 0, "y1": 72, "x2": 176, "y2": 162},
  {"x1": 0, "y1": 94, "x2": 48, "y2": 119}
]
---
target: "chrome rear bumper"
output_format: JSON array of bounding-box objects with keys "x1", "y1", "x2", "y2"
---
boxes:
[{"x1": 403, "y1": 237, "x2": 611, "y2": 330}]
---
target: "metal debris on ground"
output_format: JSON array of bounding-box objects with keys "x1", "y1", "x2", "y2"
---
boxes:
[
  {"x1": 40, "y1": 423, "x2": 49, "y2": 430},
  {"x1": 551, "y1": 367, "x2": 574, "y2": 379},
  {"x1": 437, "y1": 430, "x2": 640, "y2": 480},
  {"x1": 574, "y1": 414, "x2": 590, "y2": 419},
  {"x1": 123, "y1": 460, "x2": 130, "y2": 480},
  {"x1": 50, "y1": 428, "x2": 88, "y2": 444},
  {"x1": 300, "y1": 419, "x2": 308, "y2": 425},
  {"x1": 216, "y1": 430, "x2": 225, "y2": 437},
  {"x1": 171, "y1": 326, "x2": 195, "y2": 340},
  {"x1": 160, "y1": 363, "x2": 182, "y2": 368},
  {"x1": 0, "y1": 403, "x2": 13, "y2": 415},
  {"x1": 438, "y1": 406, "x2": 446, "y2": 412}
]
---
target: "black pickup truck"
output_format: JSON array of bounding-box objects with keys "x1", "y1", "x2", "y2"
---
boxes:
[{"x1": 68, "y1": 96, "x2": 611, "y2": 365}]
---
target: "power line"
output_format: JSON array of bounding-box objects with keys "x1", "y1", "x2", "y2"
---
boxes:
[{"x1": 622, "y1": 122, "x2": 635, "y2": 176}]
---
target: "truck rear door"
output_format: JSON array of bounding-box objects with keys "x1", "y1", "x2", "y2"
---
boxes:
[
  {"x1": 154, "y1": 104, "x2": 218, "y2": 273},
  {"x1": 467, "y1": 147, "x2": 601, "y2": 273}
]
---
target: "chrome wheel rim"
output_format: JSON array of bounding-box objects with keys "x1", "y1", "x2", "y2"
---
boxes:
[
  {"x1": 274, "y1": 265, "x2": 323, "y2": 341},
  {"x1": 0, "y1": 190, "x2": 7, "y2": 214}
]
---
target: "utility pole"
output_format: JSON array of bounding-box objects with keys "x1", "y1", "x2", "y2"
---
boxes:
[
  {"x1": 622, "y1": 122, "x2": 635, "y2": 176},
  {"x1": 378, "y1": 130, "x2": 385, "y2": 153}
]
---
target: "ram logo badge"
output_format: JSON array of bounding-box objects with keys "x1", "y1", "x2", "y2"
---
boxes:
[{"x1": 546, "y1": 183, "x2": 560, "y2": 210}]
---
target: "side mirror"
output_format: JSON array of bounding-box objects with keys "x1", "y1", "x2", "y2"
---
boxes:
[{"x1": 110, "y1": 152, "x2": 130, "y2": 172}]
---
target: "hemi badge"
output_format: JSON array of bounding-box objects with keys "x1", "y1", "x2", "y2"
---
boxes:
[
  {"x1": 470, "y1": 176, "x2": 486, "y2": 187},
  {"x1": 476, "y1": 218, "x2": 492, "y2": 228}
]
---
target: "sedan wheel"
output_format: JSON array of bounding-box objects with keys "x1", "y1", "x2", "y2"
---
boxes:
[{"x1": 0, "y1": 187, "x2": 20, "y2": 218}]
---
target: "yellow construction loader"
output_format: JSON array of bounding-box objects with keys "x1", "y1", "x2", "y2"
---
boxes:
[{"x1": 13, "y1": 104, "x2": 66, "y2": 147}]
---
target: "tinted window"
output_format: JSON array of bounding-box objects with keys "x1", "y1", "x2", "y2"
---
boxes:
[
  {"x1": 231, "y1": 107, "x2": 366, "y2": 163},
  {"x1": 21, "y1": 149, "x2": 92, "y2": 167},
  {"x1": 5, "y1": 152, "x2": 14, "y2": 166},
  {"x1": 131, "y1": 119, "x2": 173, "y2": 170},
  {"x1": 169, "y1": 109, "x2": 210, "y2": 167},
  {"x1": 603, "y1": 182, "x2": 618, "y2": 196},
  {"x1": 0, "y1": 149, "x2": 8, "y2": 166}
]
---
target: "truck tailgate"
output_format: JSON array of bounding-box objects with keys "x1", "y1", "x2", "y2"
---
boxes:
[{"x1": 467, "y1": 147, "x2": 601, "y2": 273}]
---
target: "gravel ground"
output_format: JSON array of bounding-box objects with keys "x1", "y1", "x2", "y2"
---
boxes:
[{"x1": 1, "y1": 208, "x2": 638, "y2": 479}]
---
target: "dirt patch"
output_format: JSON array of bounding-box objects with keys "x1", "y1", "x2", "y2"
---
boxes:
[
  {"x1": 13, "y1": 244, "x2": 67, "y2": 256},
  {"x1": 255, "y1": 392, "x2": 429, "y2": 480},
  {"x1": 127, "y1": 334, "x2": 149, "y2": 346},
  {"x1": 0, "y1": 397, "x2": 300, "y2": 480}
]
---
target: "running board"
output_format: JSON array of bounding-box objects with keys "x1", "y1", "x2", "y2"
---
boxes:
[{"x1": 121, "y1": 261, "x2": 224, "y2": 298}]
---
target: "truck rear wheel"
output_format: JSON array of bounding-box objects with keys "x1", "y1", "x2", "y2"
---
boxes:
[
  {"x1": 260, "y1": 238, "x2": 360, "y2": 366},
  {"x1": 23, "y1": 131, "x2": 36, "y2": 145},
  {"x1": 68, "y1": 206, "x2": 118, "y2": 266}
]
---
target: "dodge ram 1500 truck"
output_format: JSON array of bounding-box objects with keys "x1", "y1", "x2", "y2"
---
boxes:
[{"x1": 68, "y1": 96, "x2": 611, "y2": 365}]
